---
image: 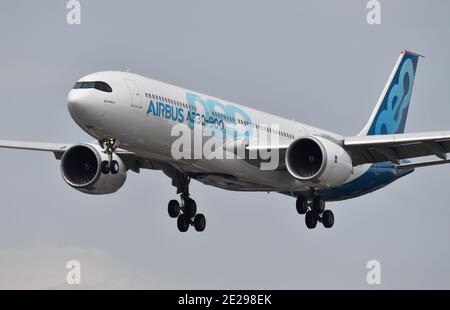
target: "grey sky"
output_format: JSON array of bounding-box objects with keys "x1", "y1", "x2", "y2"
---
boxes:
[{"x1": 0, "y1": 0, "x2": 450, "y2": 289}]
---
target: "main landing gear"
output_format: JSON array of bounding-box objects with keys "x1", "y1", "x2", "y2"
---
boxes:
[
  {"x1": 99, "y1": 138, "x2": 120, "y2": 175},
  {"x1": 296, "y1": 196, "x2": 334, "y2": 229},
  {"x1": 168, "y1": 194, "x2": 206, "y2": 232},
  {"x1": 167, "y1": 174, "x2": 206, "y2": 232}
]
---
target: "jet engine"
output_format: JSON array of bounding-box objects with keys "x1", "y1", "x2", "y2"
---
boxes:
[
  {"x1": 285, "y1": 136, "x2": 353, "y2": 187},
  {"x1": 60, "y1": 143, "x2": 127, "y2": 194}
]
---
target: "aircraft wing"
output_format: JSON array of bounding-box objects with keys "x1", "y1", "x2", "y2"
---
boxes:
[
  {"x1": 244, "y1": 144, "x2": 289, "y2": 169},
  {"x1": 5, "y1": 131, "x2": 450, "y2": 172},
  {"x1": 0, "y1": 140, "x2": 72, "y2": 159},
  {"x1": 344, "y1": 131, "x2": 450, "y2": 169},
  {"x1": 243, "y1": 131, "x2": 450, "y2": 170},
  {"x1": 0, "y1": 140, "x2": 135, "y2": 160}
]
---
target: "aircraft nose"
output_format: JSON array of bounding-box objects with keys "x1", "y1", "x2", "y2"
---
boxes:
[
  {"x1": 68, "y1": 89, "x2": 84, "y2": 109},
  {"x1": 67, "y1": 89, "x2": 93, "y2": 121}
]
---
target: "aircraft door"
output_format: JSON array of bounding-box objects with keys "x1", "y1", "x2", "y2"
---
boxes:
[{"x1": 123, "y1": 79, "x2": 142, "y2": 109}]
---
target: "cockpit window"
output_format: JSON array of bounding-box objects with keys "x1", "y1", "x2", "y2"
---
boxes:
[{"x1": 73, "y1": 81, "x2": 112, "y2": 93}]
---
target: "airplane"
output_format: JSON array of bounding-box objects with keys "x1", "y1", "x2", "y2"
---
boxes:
[{"x1": 1, "y1": 50, "x2": 450, "y2": 232}]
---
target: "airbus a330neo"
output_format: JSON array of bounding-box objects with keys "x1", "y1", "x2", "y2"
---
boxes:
[{"x1": 1, "y1": 50, "x2": 447, "y2": 232}]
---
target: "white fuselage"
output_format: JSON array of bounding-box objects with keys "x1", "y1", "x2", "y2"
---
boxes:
[{"x1": 67, "y1": 71, "x2": 370, "y2": 193}]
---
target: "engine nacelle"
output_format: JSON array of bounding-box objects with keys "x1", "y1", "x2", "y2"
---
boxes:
[
  {"x1": 285, "y1": 136, "x2": 352, "y2": 187},
  {"x1": 60, "y1": 143, "x2": 127, "y2": 194}
]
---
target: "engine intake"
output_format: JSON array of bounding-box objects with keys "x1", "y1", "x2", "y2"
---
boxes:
[
  {"x1": 60, "y1": 143, "x2": 126, "y2": 194},
  {"x1": 285, "y1": 136, "x2": 353, "y2": 187},
  {"x1": 287, "y1": 138, "x2": 323, "y2": 179},
  {"x1": 61, "y1": 144, "x2": 99, "y2": 187}
]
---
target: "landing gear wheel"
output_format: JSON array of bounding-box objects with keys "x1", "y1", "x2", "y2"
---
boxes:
[
  {"x1": 305, "y1": 211, "x2": 318, "y2": 229},
  {"x1": 168, "y1": 200, "x2": 181, "y2": 218},
  {"x1": 193, "y1": 214, "x2": 206, "y2": 232},
  {"x1": 99, "y1": 138, "x2": 120, "y2": 174},
  {"x1": 184, "y1": 198, "x2": 197, "y2": 218},
  {"x1": 110, "y1": 160, "x2": 119, "y2": 174},
  {"x1": 312, "y1": 197, "x2": 325, "y2": 214},
  {"x1": 322, "y1": 210, "x2": 334, "y2": 228},
  {"x1": 296, "y1": 196, "x2": 308, "y2": 215},
  {"x1": 169, "y1": 173, "x2": 207, "y2": 232},
  {"x1": 101, "y1": 160, "x2": 110, "y2": 174},
  {"x1": 177, "y1": 214, "x2": 190, "y2": 232}
]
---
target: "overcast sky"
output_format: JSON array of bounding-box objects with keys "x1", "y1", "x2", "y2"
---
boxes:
[{"x1": 1, "y1": 0, "x2": 450, "y2": 289}]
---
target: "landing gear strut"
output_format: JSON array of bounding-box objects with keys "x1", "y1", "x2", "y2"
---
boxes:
[
  {"x1": 99, "y1": 138, "x2": 120, "y2": 175},
  {"x1": 167, "y1": 174, "x2": 206, "y2": 232},
  {"x1": 296, "y1": 195, "x2": 334, "y2": 229}
]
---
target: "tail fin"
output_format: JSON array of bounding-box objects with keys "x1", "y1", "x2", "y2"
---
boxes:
[{"x1": 359, "y1": 50, "x2": 423, "y2": 136}]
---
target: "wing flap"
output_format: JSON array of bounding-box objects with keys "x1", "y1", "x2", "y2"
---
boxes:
[{"x1": 396, "y1": 158, "x2": 450, "y2": 170}]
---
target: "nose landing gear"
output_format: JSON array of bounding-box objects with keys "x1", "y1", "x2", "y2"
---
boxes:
[{"x1": 99, "y1": 138, "x2": 120, "y2": 174}]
